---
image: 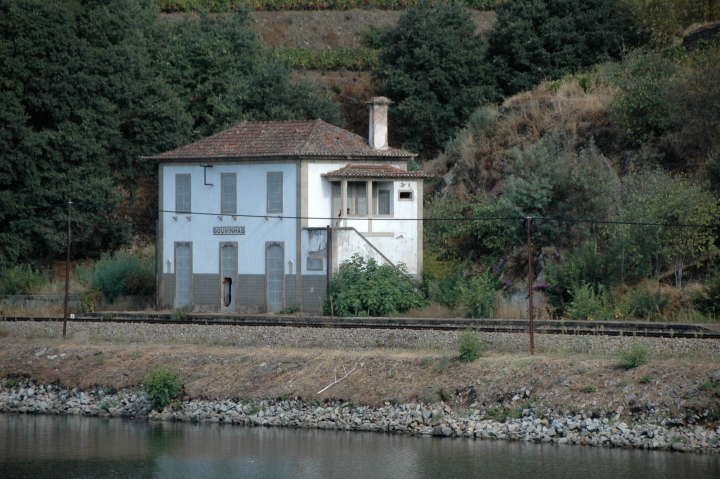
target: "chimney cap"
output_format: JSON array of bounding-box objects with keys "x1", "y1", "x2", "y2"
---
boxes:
[{"x1": 366, "y1": 96, "x2": 393, "y2": 105}]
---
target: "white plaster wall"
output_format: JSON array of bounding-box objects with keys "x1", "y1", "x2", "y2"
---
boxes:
[{"x1": 161, "y1": 162, "x2": 297, "y2": 275}]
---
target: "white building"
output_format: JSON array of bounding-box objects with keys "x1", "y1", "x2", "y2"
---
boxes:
[{"x1": 146, "y1": 98, "x2": 429, "y2": 313}]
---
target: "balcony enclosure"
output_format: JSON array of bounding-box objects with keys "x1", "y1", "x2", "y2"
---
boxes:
[{"x1": 330, "y1": 180, "x2": 393, "y2": 219}]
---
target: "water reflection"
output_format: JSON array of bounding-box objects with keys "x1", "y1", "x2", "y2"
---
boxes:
[{"x1": 0, "y1": 414, "x2": 718, "y2": 478}]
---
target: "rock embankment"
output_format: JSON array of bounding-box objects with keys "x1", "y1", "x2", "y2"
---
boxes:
[{"x1": 2, "y1": 379, "x2": 718, "y2": 454}]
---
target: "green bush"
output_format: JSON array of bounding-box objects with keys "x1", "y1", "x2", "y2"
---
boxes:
[
  {"x1": 460, "y1": 270, "x2": 499, "y2": 318},
  {"x1": 324, "y1": 255, "x2": 426, "y2": 316},
  {"x1": 273, "y1": 48, "x2": 379, "y2": 71},
  {"x1": 618, "y1": 344, "x2": 650, "y2": 370},
  {"x1": 144, "y1": 368, "x2": 183, "y2": 410},
  {"x1": 565, "y1": 283, "x2": 613, "y2": 321},
  {"x1": 86, "y1": 251, "x2": 155, "y2": 303},
  {"x1": 694, "y1": 272, "x2": 720, "y2": 318},
  {"x1": 0, "y1": 264, "x2": 45, "y2": 295},
  {"x1": 545, "y1": 241, "x2": 619, "y2": 318},
  {"x1": 620, "y1": 286, "x2": 668, "y2": 320},
  {"x1": 457, "y1": 329, "x2": 485, "y2": 362}
]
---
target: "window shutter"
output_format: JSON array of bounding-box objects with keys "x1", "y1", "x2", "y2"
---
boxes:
[
  {"x1": 221, "y1": 173, "x2": 237, "y2": 214},
  {"x1": 175, "y1": 174, "x2": 191, "y2": 213},
  {"x1": 331, "y1": 182, "x2": 341, "y2": 217},
  {"x1": 267, "y1": 172, "x2": 283, "y2": 213}
]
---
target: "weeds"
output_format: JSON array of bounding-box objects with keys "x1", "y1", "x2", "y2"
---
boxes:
[
  {"x1": 618, "y1": 344, "x2": 650, "y2": 370},
  {"x1": 580, "y1": 385, "x2": 597, "y2": 393},
  {"x1": 457, "y1": 329, "x2": 485, "y2": 362},
  {"x1": 171, "y1": 305, "x2": 192, "y2": 321},
  {"x1": 639, "y1": 375, "x2": 654, "y2": 384}
]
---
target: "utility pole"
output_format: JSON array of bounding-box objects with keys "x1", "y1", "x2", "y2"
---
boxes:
[
  {"x1": 527, "y1": 217, "x2": 534, "y2": 355},
  {"x1": 62, "y1": 200, "x2": 72, "y2": 338}
]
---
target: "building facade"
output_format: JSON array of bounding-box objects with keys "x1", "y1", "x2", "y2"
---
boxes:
[{"x1": 147, "y1": 98, "x2": 429, "y2": 313}]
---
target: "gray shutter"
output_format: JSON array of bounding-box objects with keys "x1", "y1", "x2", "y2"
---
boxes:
[
  {"x1": 174, "y1": 243, "x2": 192, "y2": 308},
  {"x1": 331, "y1": 182, "x2": 341, "y2": 217},
  {"x1": 266, "y1": 244, "x2": 284, "y2": 312},
  {"x1": 221, "y1": 173, "x2": 237, "y2": 214},
  {"x1": 175, "y1": 174, "x2": 191, "y2": 213},
  {"x1": 267, "y1": 172, "x2": 283, "y2": 213}
]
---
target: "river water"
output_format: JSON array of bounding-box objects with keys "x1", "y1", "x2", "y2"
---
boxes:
[{"x1": 0, "y1": 414, "x2": 718, "y2": 478}]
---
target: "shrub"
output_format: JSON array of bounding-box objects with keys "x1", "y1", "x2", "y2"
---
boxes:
[
  {"x1": 694, "y1": 272, "x2": 720, "y2": 318},
  {"x1": 565, "y1": 283, "x2": 614, "y2": 321},
  {"x1": 618, "y1": 344, "x2": 650, "y2": 370},
  {"x1": 87, "y1": 250, "x2": 155, "y2": 303},
  {"x1": 324, "y1": 255, "x2": 426, "y2": 316},
  {"x1": 457, "y1": 329, "x2": 485, "y2": 362},
  {"x1": 171, "y1": 305, "x2": 192, "y2": 321},
  {"x1": 459, "y1": 270, "x2": 499, "y2": 318},
  {"x1": 154, "y1": 0, "x2": 501, "y2": 13},
  {"x1": 0, "y1": 264, "x2": 45, "y2": 295},
  {"x1": 144, "y1": 368, "x2": 183, "y2": 410},
  {"x1": 620, "y1": 285, "x2": 668, "y2": 320}
]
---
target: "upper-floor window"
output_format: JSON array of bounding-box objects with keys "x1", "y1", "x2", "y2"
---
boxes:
[
  {"x1": 221, "y1": 173, "x2": 237, "y2": 214},
  {"x1": 267, "y1": 172, "x2": 283, "y2": 213},
  {"x1": 175, "y1": 173, "x2": 191, "y2": 213}
]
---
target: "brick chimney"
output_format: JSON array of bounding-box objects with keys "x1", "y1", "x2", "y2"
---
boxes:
[{"x1": 367, "y1": 97, "x2": 392, "y2": 150}]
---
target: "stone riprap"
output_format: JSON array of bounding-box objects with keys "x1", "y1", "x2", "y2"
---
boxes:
[
  {"x1": 1, "y1": 379, "x2": 718, "y2": 454},
  {"x1": 1, "y1": 320, "x2": 719, "y2": 359}
]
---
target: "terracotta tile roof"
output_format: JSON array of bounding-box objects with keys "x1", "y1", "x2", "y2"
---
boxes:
[
  {"x1": 322, "y1": 164, "x2": 433, "y2": 179},
  {"x1": 145, "y1": 119, "x2": 414, "y2": 160}
]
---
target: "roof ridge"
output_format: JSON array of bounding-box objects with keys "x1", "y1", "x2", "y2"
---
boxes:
[{"x1": 299, "y1": 119, "x2": 322, "y2": 155}]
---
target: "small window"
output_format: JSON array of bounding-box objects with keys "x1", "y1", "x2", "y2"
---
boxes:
[
  {"x1": 306, "y1": 256, "x2": 324, "y2": 271},
  {"x1": 221, "y1": 173, "x2": 236, "y2": 214},
  {"x1": 399, "y1": 191, "x2": 413, "y2": 201},
  {"x1": 267, "y1": 172, "x2": 283, "y2": 213},
  {"x1": 373, "y1": 181, "x2": 393, "y2": 216},
  {"x1": 175, "y1": 174, "x2": 191, "y2": 213}
]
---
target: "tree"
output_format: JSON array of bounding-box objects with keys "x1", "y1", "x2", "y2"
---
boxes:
[
  {"x1": 154, "y1": 10, "x2": 340, "y2": 139},
  {"x1": 489, "y1": 0, "x2": 645, "y2": 96},
  {"x1": 374, "y1": 0, "x2": 497, "y2": 156}
]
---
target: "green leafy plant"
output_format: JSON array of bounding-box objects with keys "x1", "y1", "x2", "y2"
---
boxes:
[
  {"x1": 580, "y1": 385, "x2": 597, "y2": 393},
  {"x1": 459, "y1": 270, "x2": 499, "y2": 318},
  {"x1": 565, "y1": 283, "x2": 613, "y2": 321},
  {"x1": 618, "y1": 344, "x2": 650, "y2": 370},
  {"x1": 144, "y1": 368, "x2": 183, "y2": 410},
  {"x1": 639, "y1": 375, "x2": 654, "y2": 384},
  {"x1": 324, "y1": 255, "x2": 426, "y2": 316},
  {"x1": 0, "y1": 264, "x2": 45, "y2": 295},
  {"x1": 620, "y1": 286, "x2": 668, "y2": 320},
  {"x1": 457, "y1": 329, "x2": 485, "y2": 362},
  {"x1": 85, "y1": 251, "x2": 155, "y2": 303}
]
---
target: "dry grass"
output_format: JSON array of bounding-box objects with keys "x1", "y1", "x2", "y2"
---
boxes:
[{"x1": 429, "y1": 76, "x2": 619, "y2": 198}]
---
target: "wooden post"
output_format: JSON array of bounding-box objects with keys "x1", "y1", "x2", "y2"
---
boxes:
[
  {"x1": 62, "y1": 200, "x2": 72, "y2": 338},
  {"x1": 527, "y1": 216, "x2": 534, "y2": 355}
]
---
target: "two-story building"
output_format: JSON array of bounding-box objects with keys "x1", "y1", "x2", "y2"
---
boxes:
[{"x1": 146, "y1": 97, "x2": 429, "y2": 313}]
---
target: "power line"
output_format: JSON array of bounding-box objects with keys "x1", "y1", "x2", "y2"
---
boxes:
[{"x1": 40, "y1": 201, "x2": 719, "y2": 229}]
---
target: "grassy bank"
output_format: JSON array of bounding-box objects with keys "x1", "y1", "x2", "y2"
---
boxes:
[{"x1": 1, "y1": 323, "x2": 718, "y2": 424}]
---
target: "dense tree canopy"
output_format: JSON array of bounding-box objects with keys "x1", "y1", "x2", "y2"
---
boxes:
[
  {"x1": 374, "y1": 0, "x2": 497, "y2": 156},
  {"x1": 0, "y1": 0, "x2": 339, "y2": 268},
  {"x1": 488, "y1": 0, "x2": 645, "y2": 96}
]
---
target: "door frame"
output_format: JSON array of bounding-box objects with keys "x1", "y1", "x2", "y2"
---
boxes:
[
  {"x1": 265, "y1": 241, "x2": 285, "y2": 313},
  {"x1": 219, "y1": 241, "x2": 238, "y2": 312},
  {"x1": 174, "y1": 241, "x2": 193, "y2": 309}
]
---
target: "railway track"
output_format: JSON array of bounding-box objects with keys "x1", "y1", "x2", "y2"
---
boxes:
[{"x1": 1, "y1": 313, "x2": 719, "y2": 339}]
